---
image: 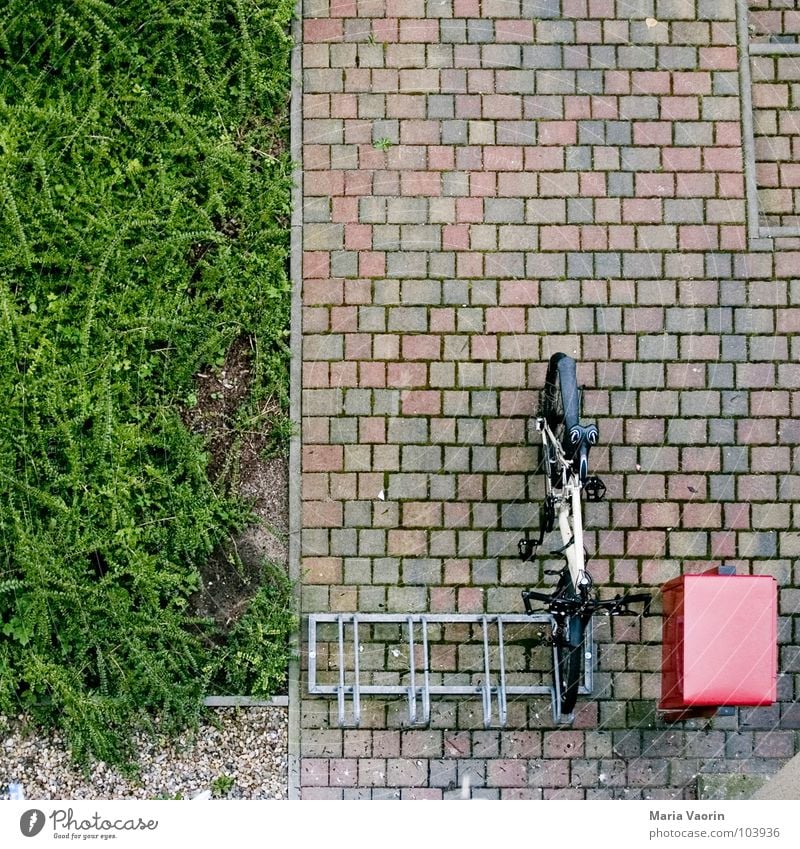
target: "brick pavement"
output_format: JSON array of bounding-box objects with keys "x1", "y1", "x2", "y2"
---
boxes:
[{"x1": 297, "y1": 0, "x2": 800, "y2": 798}]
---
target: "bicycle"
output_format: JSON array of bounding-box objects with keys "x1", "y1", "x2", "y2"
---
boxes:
[{"x1": 519, "y1": 352, "x2": 651, "y2": 721}]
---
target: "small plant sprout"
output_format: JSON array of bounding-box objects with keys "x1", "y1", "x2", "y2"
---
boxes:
[{"x1": 211, "y1": 775, "x2": 235, "y2": 798}]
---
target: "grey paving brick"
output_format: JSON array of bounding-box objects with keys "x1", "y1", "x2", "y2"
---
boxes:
[
  {"x1": 664, "y1": 307, "x2": 706, "y2": 334},
  {"x1": 343, "y1": 389, "x2": 371, "y2": 416},
  {"x1": 618, "y1": 45, "x2": 657, "y2": 69},
  {"x1": 709, "y1": 474, "x2": 736, "y2": 501},
  {"x1": 705, "y1": 418, "x2": 736, "y2": 445},
  {"x1": 566, "y1": 146, "x2": 592, "y2": 171},
  {"x1": 331, "y1": 251, "x2": 358, "y2": 277},
  {"x1": 427, "y1": 94, "x2": 455, "y2": 119},
  {"x1": 674, "y1": 121, "x2": 713, "y2": 146},
  {"x1": 664, "y1": 199, "x2": 705, "y2": 224},
  {"x1": 567, "y1": 198, "x2": 594, "y2": 224},
  {"x1": 656, "y1": 45, "x2": 698, "y2": 70},
  {"x1": 496, "y1": 120, "x2": 536, "y2": 144},
  {"x1": 608, "y1": 172, "x2": 635, "y2": 197},
  {"x1": 442, "y1": 171, "x2": 469, "y2": 196},
  {"x1": 735, "y1": 309, "x2": 775, "y2": 335},
  {"x1": 604, "y1": 121, "x2": 631, "y2": 145},
  {"x1": 626, "y1": 362, "x2": 665, "y2": 389},
  {"x1": 536, "y1": 20, "x2": 575, "y2": 43},
  {"x1": 521, "y1": 45, "x2": 563, "y2": 68},
  {"x1": 387, "y1": 587, "x2": 428, "y2": 612},
  {"x1": 485, "y1": 46, "x2": 523, "y2": 70},
  {"x1": 707, "y1": 362, "x2": 734, "y2": 389},
  {"x1": 304, "y1": 197, "x2": 331, "y2": 223},
  {"x1": 359, "y1": 197, "x2": 387, "y2": 224},
  {"x1": 330, "y1": 528, "x2": 357, "y2": 556},
  {"x1": 402, "y1": 445, "x2": 443, "y2": 472},
  {"x1": 595, "y1": 253, "x2": 623, "y2": 278},
  {"x1": 566, "y1": 252, "x2": 594, "y2": 279},
  {"x1": 372, "y1": 226, "x2": 399, "y2": 251},
  {"x1": 620, "y1": 147, "x2": 661, "y2": 171},
  {"x1": 522, "y1": 0, "x2": 561, "y2": 17},
  {"x1": 577, "y1": 70, "x2": 604, "y2": 94},
  {"x1": 472, "y1": 559, "x2": 499, "y2": 585},
  {"x1": 706, "y1": 307, "x2": 734, "y2": 334},
  {"x1": 386, "y1": 474, "x2": 428, "y2": 501},
  {"x1": 386, "y1": 252, "x2": 427, "y2": 278},
  {"x1": 589, "y1": 45, "x2": 617, "y2": 68},
  {"x1": 441, "y1": 19, "x2": 467, "y2": 44},
  {"x1": 344, "y1": 557, "x2": 372, "y2": 584},
  {"x1": 537, "y1": 69, "x2": 576, "y2": 95},
  {"x1": 387, "y1": 307, "x2": 428, "y2": 332},
  {"x1": 638, "y1": 334, "x2": 678, "y2": 361},
  {"x1": 329, "y1": 44, "x2": 357, "y2": 69},
  {"x1": 619, "y1": 96, "x2": 660, "y2": 120},
  {"x1": 578, "y1": 121, "x2": 606, "y2": 145},
  {"x1": 299, "y1": 0, "x2": 800, "y2": 797},
  {"x1": 751, "y1": 336, "x2": 787, "y2": 361},
  {"x1": 302, "y1": 529, "x2": 329, "y2": 557},
  {"x1": 467, "y1": 19, "x2": 494, "y2": 43},
  {"x1": 372, "y1": 389, "x2": 401, "y2": 416},
  {"x1": 304, "y1": 223, "x2": 343, "y2": 251},
  {"x1": 622, "y1": 253, "x2": 663, "y2": 279},
  {"x1": 705, "y1": 254, "x2": 733, "y2": 278},
  {"x1": 443, "y1": 445, "x2": 470, "y2": 472},
  {"x1": 701, "y1": 96, "x2": 739, "y2": 121},
  {"x1": 484, "y1": 198, "x2": 525, "y2": 224},
  {"x1": 330, "y1": 418, "x2": 357, "y2": 444},
  {"x1": 526, "y1": 198, "x2": 567, "y2": 224},
  {"x1": 429, "y1": 253, "x2": 456, "y2": 278},
  {"x1": 403, "y1": 559, "x2": 442, "y2": 585},
  {"x1": 358, "y1": 307, "x2": 386, "y2": 333},
  {"x1": 388, "y1": 418, "x2": 429, "y2": 444}
]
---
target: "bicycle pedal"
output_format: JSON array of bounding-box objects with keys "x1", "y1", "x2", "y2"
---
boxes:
[
  {"x1": 518, "y1": 537, "x2": 537, "y2": 562},
  {"x1": 584, "y1": 476, "x2": 606, "y2": 502}
]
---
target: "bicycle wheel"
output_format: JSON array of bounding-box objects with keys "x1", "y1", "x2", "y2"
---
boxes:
[
  {"x1": 555, "y1": 614, "x2": 585, "y2": 716},
  {"x1": 542, "y1": 353, "x2": 580, "y2": 455}
]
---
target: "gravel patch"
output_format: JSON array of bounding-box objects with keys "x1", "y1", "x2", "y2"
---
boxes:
[{"x1": 1, "y1": 707, "x2": 287, "y2": 800}]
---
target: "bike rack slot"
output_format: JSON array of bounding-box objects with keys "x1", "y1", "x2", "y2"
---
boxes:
[{"x1": 308, "y1": 613, "x2": 594, "y2": 727}]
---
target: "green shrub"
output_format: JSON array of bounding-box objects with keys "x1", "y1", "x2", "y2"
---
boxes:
[
  {"x1": 212, "y1": 563, "x2": 296, "y2": 698},
  {"x1": 0, "y1": 0, "x2": 294, "y2": 766}
]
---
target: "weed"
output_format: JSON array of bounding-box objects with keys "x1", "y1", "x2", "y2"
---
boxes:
[{"x1": 211, "y1": 775, "x2": 235, "y2": 798}]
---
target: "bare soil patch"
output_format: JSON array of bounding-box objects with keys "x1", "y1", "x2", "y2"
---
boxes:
[{"x1": 182, "y1": 336, "x2": 289, "y2": 633}]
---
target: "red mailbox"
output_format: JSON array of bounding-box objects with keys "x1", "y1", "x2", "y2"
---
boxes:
[{"x1": 659, "y1": 568, "x2": 777, "y2": 716}]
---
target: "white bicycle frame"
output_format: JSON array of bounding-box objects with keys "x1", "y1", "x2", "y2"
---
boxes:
[{"x1": 537, "y1": 416, "x2": 589, "y2": 593}]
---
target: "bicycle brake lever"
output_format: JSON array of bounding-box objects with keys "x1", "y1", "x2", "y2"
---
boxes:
[
  {"x1": 624, "y1": 593, "x2": 653, "y2": 617},
  {"x1": 604, "y1": 592, "x2": 652, "y2": 617}
]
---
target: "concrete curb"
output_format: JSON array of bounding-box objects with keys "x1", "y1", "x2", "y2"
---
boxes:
[
  {"x1": 287, "y1": 6, "x2": 303, "y2": 802},
  {"x1": 203, "y1": 696, "x2": 289, "y2": 708}
]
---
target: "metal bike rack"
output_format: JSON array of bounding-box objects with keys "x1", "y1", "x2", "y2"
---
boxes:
[{"x1": 307, "y1": 613, "x2": 593, "y2": 727}]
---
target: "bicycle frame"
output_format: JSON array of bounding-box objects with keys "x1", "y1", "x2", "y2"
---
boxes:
[{"x1": 537, "y1": 415, "x2": 590, "y2": 597}]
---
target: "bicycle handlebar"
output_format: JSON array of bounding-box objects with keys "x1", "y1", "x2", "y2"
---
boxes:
[{"x1": 522, "y1": 587, "x2": 652, "y2": 618}]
